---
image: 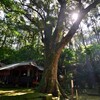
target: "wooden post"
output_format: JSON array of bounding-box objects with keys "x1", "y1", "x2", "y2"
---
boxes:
[
  {"x1": 71, "y1": 79, "x2": 74, "y2": 100},
  {"x1": 76, "y1": 89, "x2": 78, "y2": 100},
  {"x1": 36, "y1": 70, "x2": 38, "y2": 82},
  {"x1": 27, "y1": 68, "x2": 30, "y2": 88},
  {"x1": 27, "y1": 69, "x2": 30, "y2": 76}
]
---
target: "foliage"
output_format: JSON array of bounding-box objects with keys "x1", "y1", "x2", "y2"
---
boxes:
[
  {"x1": 0, "y1": 47, "x2": 15, "y2": 64},
  {"x1": 59, "y1": 48, "x2": 75, "y2": 67},
  {"x1": 0, "y1": 0, "x2": 100, "y2": 96},
  {"x1": 15, "y1": 45, "x2": 44, "y2": 64},
  {"x1": 0, "y1": 45, "x2": 44, "y2": 65}
]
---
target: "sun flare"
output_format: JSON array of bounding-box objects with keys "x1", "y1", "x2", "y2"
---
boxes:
[{"x1": 72, "y1": 13, "x2": 78, "y2": 22}]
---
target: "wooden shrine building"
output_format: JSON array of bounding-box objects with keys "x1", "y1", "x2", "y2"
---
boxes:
[{"x1": 0, "y1": 61, "x2": 44, "y2": 87}]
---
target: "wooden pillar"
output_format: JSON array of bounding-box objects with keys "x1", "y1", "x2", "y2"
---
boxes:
[
  {"x1": 36, "y1": 70, "x2": 38, "y2": 82},
  {"x1": 71, "y1": 79, "x2": 74, "y2": 100},
  {"x1": 27, "y1": 68, "x2": 30, "y2": 88},
  {"x1": 27, "y1": 69, "x2": 30, "y2": 77}
]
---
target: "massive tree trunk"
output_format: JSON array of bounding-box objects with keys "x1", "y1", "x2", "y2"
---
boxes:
[
  {"x1": 38, "y1": 0, "x2": 100, "y2": 97},
  {"x1": 38, "y1": 46, "x2": 62, "y2": 96}
]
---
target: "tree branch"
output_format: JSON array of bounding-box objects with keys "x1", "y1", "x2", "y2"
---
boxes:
[
  {"x1": 19, "y1": 0, "x2": 46, "y2": 23},
  {"x1": 52, "y1": 0, "x2": 66, "y2": 44},
  {"x1": 19, "y1": 1, "x2": 46, "y2": 43},
  {"x1": 57, "y1": 0, "x2": 100, "y2": 50}
]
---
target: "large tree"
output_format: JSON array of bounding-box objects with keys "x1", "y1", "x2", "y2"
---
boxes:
[
  {"x1": 37, "y1": 0, "x2": 100, "y2": 97},
  {"x1": 0, "y1": 0, "x2": 100, "y2": 97}
]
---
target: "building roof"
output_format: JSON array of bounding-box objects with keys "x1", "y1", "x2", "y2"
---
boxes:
[{"x1": 0, "y1": 61, "x2": 44, "y2": 71}]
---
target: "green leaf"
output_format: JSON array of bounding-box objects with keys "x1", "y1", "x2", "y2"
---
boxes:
[{"x1": 13, "y1": 30, "x2": 20, "y2": 36}]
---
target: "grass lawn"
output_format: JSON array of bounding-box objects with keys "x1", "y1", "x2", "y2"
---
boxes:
[
  {"x1": 78, "y1": 94, "x2": 100, "y2": 100},
  {"x1": 0, "y1": 88, "x2": 100, "y2": 100},
  {"x1": 0, "y1": 88, "x2": 45, "y2": 100}
]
